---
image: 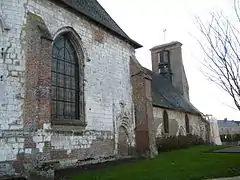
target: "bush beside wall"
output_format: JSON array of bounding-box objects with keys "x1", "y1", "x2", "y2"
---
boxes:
[
  {"x1": 156, "y1": 134, "x2": 205, "y2": 152},
  {"x1": 220, "y1": 134, "x2": 240, "y2": 142}
]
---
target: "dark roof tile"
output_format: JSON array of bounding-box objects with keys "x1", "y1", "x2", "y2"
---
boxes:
[{"x1": 143, "y1": 67, "x2": 201, "y2": 115}]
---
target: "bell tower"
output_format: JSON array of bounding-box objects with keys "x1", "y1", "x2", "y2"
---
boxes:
[{"x1": 150, "y1": 41, "x2": 190, "y2": 101}]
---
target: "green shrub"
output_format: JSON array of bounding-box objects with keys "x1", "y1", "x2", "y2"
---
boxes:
[
  {"x1": 220, "y1": 134, "x2": 240, "y2": 142},
  {"x1": 156, "y1": 134, "x2": 205, "y2": 152}
]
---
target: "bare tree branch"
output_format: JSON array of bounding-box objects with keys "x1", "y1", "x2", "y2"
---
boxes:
[{"x1": 195, "y1": 1, "x2": 240, "y2": 111}]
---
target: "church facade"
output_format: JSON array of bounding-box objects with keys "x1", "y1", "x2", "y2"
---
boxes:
[
  {"x1": 0, "y1": 0, "x2": 142, "y2": 178},
  {"x1": 0, "y1": 0, "x2": 209, "y2": 179}
]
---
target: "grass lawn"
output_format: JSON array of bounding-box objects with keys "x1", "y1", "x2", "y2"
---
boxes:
[{"x1": 73, "y1": 145, "x2": 240, "y2": 180}]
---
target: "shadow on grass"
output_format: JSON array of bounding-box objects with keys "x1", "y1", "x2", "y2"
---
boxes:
[
  {"x1": 56, "y1": 145, "x2": 240, "y2": 180},
  {"x1": 55, "y1": 157, "x2": 143, "y2": 180}
]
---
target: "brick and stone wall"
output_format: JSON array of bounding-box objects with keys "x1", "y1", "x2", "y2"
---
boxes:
[
  {"x1": 130, "y1": 57, "x2": 157, "y2": 157},
  {"x1": 153, "y1": 107, "x2": 208, "y2": 141},
  {"x1": 0, "y1": 0, "x2": 136, "y2": 178}
]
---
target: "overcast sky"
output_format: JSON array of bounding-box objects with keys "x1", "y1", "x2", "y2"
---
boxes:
[{"x1": 98, "y1": 0, "x2": 240, "y2": 120}]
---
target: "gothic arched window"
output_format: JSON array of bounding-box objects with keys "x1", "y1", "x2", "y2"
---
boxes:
[
  {"x1": 51, "y1": 34, "x2": 80, "y2": 120},
  {"x1": 185, "y1": 114, "x2": 190, "y2": 134},
  {"x1": 163, "y1": 110, "x2": 169, "y2": 133}
]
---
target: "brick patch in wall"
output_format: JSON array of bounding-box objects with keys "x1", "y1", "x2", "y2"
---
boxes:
[{"x1": 24, "y1": 137, "x2": 36, "y2": 149}]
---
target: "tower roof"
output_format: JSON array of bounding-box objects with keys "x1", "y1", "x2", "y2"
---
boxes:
[{"x1": 150, "y1": 41, "x2": 182, "y2": 51}]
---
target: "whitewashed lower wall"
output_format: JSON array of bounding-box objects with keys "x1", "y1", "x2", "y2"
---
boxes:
[{"x1": 153, "y1": 107, "x2": 208, "y2": 141}]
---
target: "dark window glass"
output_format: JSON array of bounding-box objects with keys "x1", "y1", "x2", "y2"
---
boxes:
[
  {"x1": 158, "y1": 50, "x2": 170, "y2": 74},
  {"x1": 160, "y1": 50, "x2": 170, "y2": 63},
  {"x1": 157, "y1": 52, "x2": 161, "y2": 63},
  {"x1": 185, "y1": 115, "x2": 190, "y2": 134},
  {"x1": 163, "y1": 110, "x2": 169, "y2": 133},
  {"x1": 51, "y1": 34, "x2": 80, "y2": 120}
]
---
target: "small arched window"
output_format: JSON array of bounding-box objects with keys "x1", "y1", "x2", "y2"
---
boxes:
[
  {"x1": 185, "y1": 114, "x2": 190, "y2": 134},
  {"x1": 51, "y1": 34, "x2": 80, "y2": 120},
  {"x1": 163, "y1": 110, "x2": 169, "y2": 133}
]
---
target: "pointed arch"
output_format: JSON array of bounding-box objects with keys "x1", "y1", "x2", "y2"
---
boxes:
[
  {"x1": 51, "y1": 27, "x2": 85, "y2": 122},
  {"x1": 163, "y1": 110, "x2": 169, "y2": 133},
  {"x1": 53, "y1": 26, "x2": 86, "y2": 65}
]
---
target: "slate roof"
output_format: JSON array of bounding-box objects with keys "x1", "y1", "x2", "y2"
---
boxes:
[
  {"x1": 57, "y1": 0, "x2": 142, "y2": 48},
  {"x1": 142, "y1": 67, "x2": 201, "y2": 115},
  {"x1": 217, "y1": 120, "x2": 240, "y2": 127}
]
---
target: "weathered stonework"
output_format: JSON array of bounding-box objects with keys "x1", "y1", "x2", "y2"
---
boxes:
[
  {"x1": 0, "y1": 0, "x2": 137, "y2": 179},
  {"x1": 153, "y1": 107, "x2": 209, "y2": 141},
  {"x1": 130, "y1": 57, "x2": 157, "y2": 157}
]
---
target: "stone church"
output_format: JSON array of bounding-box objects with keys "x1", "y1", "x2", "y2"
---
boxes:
[
  {"x1": 0, "y1": 0, "x2": 209, "y2": 179},
  {"x1": 131, "y1": 42, "x2": 210, "y2": 157}
]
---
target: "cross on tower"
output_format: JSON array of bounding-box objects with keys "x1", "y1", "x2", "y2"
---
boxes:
[{"x1": 163, "y1": 29, "x2": 167, "y2": 42}]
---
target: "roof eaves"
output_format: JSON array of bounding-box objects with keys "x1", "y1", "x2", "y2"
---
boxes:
[{"x1": 153, "y1": 103, "x2": 201, "y2": 116}]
